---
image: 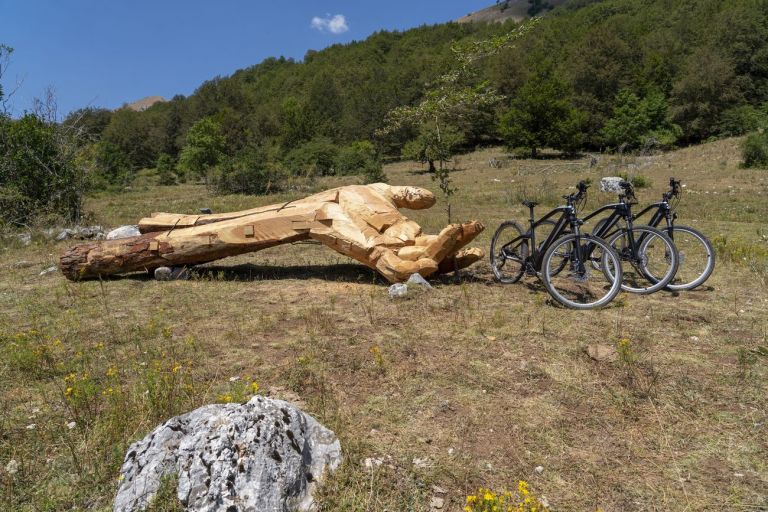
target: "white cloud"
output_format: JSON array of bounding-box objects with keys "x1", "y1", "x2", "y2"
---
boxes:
[{"x1": 310, "y1": 14, "x2": 349, "y2": 34}]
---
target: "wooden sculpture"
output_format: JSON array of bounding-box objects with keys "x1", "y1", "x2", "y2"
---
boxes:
[{"x1": 60, "y1": 183, "x2": 485, "y2": 283}]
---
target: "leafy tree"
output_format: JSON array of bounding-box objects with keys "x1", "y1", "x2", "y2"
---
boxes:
[
  {"x1": 671, "y1": 49, "x2": 741, "y2": 142},
  {"x1": 178, "y1": 117, "x2": 226, "y2": 181},
  {"x1": 62, "y1": 107, "x2": 112, "y2": 141},
  {"x1": 717, "y1": 104, "x2": 768, "y2": 137},
  {"x1": 401, "y1": 124, "x2": 463, "y2": 172},
  {"x1": 498, "y1": 71, "x2": 584, "y2": 157},
  {"x1": 601, "y1": 89, "x2": 680, "y2": 149},
  {"x1": 0, "y1": 114, "x2": 84, "y2": 225},
  {"x1": 93, "y1": 141, "x2": 132, "y2": 187},
  {"x1": 279, "y1": 97, "x2": 313, "y2": 151},
  {"x1": 155, "y1": 153, "x2": 177, "y2": 185}
]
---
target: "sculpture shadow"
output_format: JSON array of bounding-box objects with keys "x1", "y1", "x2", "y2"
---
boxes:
[{"x1": 191, "y1": 262, "x2": 383, "y2": 283}]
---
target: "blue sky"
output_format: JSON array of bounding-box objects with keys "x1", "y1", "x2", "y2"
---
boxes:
[{"x1": 1, "y1": 0, "x2": 492, "y2": 118}]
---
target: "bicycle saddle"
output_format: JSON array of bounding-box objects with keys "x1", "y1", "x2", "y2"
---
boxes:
[{"x1": 521, "y1": 200, "x2": 539, "y2": 208}]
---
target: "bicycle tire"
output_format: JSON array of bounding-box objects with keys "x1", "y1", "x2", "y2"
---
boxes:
[
  {"x1": 490, "y1": 220, "x2": 528, "y2": 284},
  {"x1": 606, "y1": 225, "x2": 679, "y2": 294},
  {"x1": 541, "y1": 233, "x2": 623, "y2": 310},
  {"x1": 660, "y1": 225, "x2": 715, "y2": 291}
]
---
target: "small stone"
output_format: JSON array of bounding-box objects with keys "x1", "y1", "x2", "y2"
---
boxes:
[
  {"x1": 39, "y1": 266, "x2": 57, "y2": 276},
  {"x1": 586, "y1": 343, "x2": 618, "y2": 362},
  {"x1": 535, "y1": 465, "x2": 544, "y2": 474},
  {"x1": 430, "y1": 496, "x2": 445, "y2": 509},
  {"x1": 154, "y1": 267, "x2": 173, "y2": 281},
  {"x1": 106, "y1": 225, "x2": 141, "y2": 240},
  {"x1": 229, "y1": 376, "x2": 241, "y2": 382},
  {"x1": 364, "y1": 457, "x2": 383, "y2": 469},
  {"x1": 5, "y1": 459, "x2": 19, "y2": 475},
  {"x1": 16, "y1": 233, "x2": 32, "y2": 245},
  {"x1": 26, "y1": 423, "x2": 36, "y2": 430},
  {"x1": 447, "y1": 448, "x2": 455, "y2": 455},
  {"x1": 734, "y1": 472, "x2": 744, "y2": 477},
  {"x1": 406, "y1": 273, "x2": 433, "y2": 290},
  {"x1": 431, "y1": 485, "x2": 447, "y2": 495},
  {"x1": 12, "y1": 260, "x2": 35, "y2": 269},
  {"x1": 66, "y1": 421, "x2": 77, "y2": 430},
  {"x1": 689, "y1": 336, "x2": 700, "y2": 342},
  {"x1": 412, "y1": 457, "x2": 429, "y2": 469},
  {"x1": 388, "y1": 283, "x2": 408, "y2": 299}
]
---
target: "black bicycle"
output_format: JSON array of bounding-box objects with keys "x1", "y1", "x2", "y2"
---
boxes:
[
  {"x1": 490, "y1": 181, "x2": 624, "y2": 310},
  {"x1": 631, "y1": 178, "x2": 715, "y2": 290},
  {"x1": 585, "y1": 180, "x2": 680, "y2": 294}
]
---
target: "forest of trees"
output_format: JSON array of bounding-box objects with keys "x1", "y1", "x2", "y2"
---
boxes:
[{"x1": 3, "y1": 0, "x2": 768, "y2": 225}]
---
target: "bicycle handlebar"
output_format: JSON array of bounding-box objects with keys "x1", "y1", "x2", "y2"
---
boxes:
[{"x1": 664, "y1": 177, "x2": 682, "y2": 201}]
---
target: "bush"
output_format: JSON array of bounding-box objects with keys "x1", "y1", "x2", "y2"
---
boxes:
[
  {"x1": 0, "y1": 114, "x2": 84, "y2": 226},
  {"x1": 208, "y1": 146, "x2": 285, "y2": 195},
  {"x1": 618, "y1": 172, "x2": 652, "y2": 189},
  {"x1": 283, "y1": 138, "x2": 338, "y2": 177},
  {"x1": 336, "y1": 141, "x2": 387, "y2": 183},
  {"x1": 156, "y1": 153, "x2": 177, "y2": 186},
  {"x1": 93, "y1": 141, "x2": 132, "y2": 188},
  {"x1": 718, "y1": 105, "x2": 768, "y2": 137},
  {"x1": 741, "y1": 131, "x2": 768, "y2": 168}
]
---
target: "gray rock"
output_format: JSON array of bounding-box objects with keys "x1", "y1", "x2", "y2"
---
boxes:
[
  {"x1": 154, "y1": 266, "x2": 190, "y2": 281},
  {"x1": 600, "y1": 177, "x2": 625, "y2": 194},
  {"x1": 12, "y1": 260, "x2": 36, "y2": 269},
  {"x1": 114, "y1": 396, "x2": 342, "y2": 512},
  {"x1": 107, "y1": 225, "x2": 141, "y2": 240},
  {"x1": 388, "y1": 283, "x2": 408, "y2": 299},
  {"x1": 406, "y1": 273, "x2": 433, "y2": 290},
  {"x1": 16, "y1": 233, "x2": 32, "y2": 245},
  {"x1": 39, "y1": 266, "x2": 58, "y2": 276},
  {"x1": 55, "y1": 226, "x2": 106, "y2": 241},
  {"x1": 56, "y1": 229, "x2": 76, "y2": 241}
]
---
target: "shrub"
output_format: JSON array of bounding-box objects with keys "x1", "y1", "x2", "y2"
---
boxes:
[
  {"x1": 283, "y1": 138, "x2": 338, "y2": 176},
  {"x1": 718, "y1": 105, "x2": 768, "y2": 137},
  {"x1": 0, "y1": 114, "x2": 84, "y2": 226},
  {"x1": 741, "y1": 131, "x2": 768, "y2": 168},
  {"x1": 93, "y1": 140, "x2": 132, "y2": 187},
  {"x1": 336, "y1": 141, "x2": 387, "y2": 183},
  {"x1": 208, "y1": 146, "x2": 285, "y2": 195},
  {"x1": 618, "y1": 172, "x2": 652, "y2": 189},
  {"x1": 156, "y1": 153, "x2": 177, "y2": 185}
]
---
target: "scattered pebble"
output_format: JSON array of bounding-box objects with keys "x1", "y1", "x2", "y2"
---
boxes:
[
  {"x1": 39, "y1": 266, "x2": 57, "y2": 276},
  {"x1": 229, "y1": 376, "x2": 241, "y2": 382},
  {"x1": 535, "y1": 465, "x2": 544, "y2": 474},
  {"x1": 734, "y1": 472, "x2": 745, "y2": 478},
  {"x1": 690, "y1": 336, "x2": 700, "y2": 342},
  {"x1": 430, "y1": 496, "x2": 445, "y2": 509},
  {"x1": 412, "y1": 457, "x2": 429, "y2": 469},
  {"x1": 66, "y1": 421, "x2": 77, "y2": 430},
  {"x1": 26, "y1": 424, "x2": 36, "y2": 430},
  {"x1": 364, "y1": 457, "x2": 383, "y2": 469},
  {"x1": 5, "y1": 459, "x2": 19, "y2": 475},
  {"x1": 447, "y1": 448, "x2": 455, "y2": 455}
]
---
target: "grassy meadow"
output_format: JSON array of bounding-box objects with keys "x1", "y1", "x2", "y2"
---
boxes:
[{"x1": 1, "y1": 138, "x2": 767, "y2": 511}]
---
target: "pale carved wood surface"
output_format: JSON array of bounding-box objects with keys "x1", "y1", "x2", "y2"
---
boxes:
[{"x1": 60, "y1": 183, "x2": 484, "y2": 283}]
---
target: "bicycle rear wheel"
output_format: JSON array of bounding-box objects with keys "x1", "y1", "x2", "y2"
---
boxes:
[
  {"x1": 541, "y1": 233, "x2": 623, "y2": 310},
  {"x1": 490, "y1": 221, "x2": 528, "y2": 284},
  {"x1": 605, "y1": 225, "x2": 679, "y2": 294},
  {"x1": 659, "y1": 225, "x2": 715, "y2": 291}
]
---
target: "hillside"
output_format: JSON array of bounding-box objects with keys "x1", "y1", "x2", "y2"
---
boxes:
[
  {"x1": 64, "y1": 0, "x2": 768, "y2": 189},
  {"x1": 456, "y1": 0, "x2": 568, "y2": 23},
  {"x1": 123, "y1": 95, "x2": 165, "y2": 112}
]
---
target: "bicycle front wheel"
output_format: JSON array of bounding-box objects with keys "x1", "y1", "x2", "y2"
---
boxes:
[
  {"x1": 661, "y1": 225, "x2": 715, "y2": 291},
  {"x1": 606, "y1": 225, "x2": 679, "y2": 294},
  {"x1": 541, "y1": 233, "x2": 623, "y2": 310}
]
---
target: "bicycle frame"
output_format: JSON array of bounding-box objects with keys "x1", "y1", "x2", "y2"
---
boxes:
[{"x1": 501, "y1": 203, "x2": 581, "y2": 271}]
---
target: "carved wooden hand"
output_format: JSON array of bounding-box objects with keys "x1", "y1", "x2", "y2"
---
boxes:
[{"x1": 60, "y1": 183, "x2": 484, "y2": 283}]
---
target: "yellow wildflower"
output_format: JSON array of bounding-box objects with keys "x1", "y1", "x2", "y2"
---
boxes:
[
  {"x1": 466, "y1": 495, "x2": 477, "y2": 504},
  {"x1": 106, "y1": 366, "x2": 118, "y2": 377},
  {"x1": 171, "y1": 363, "x2": 182, "y2": 373},
  {"x1": 251, "y1": 381, "x2": 260, "y2": 394},
  {"x1": 518, "y1": 480, "x2": 529, "y2": 496}
]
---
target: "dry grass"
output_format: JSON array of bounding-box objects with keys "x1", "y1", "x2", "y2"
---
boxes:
[{"x1": 1, "y1": 138, "x2": 767, "y2": 511}]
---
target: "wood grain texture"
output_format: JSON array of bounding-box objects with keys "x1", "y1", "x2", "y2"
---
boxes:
[{"x1": 60, "y1": 184, "x2": 484, "y2": 282}]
